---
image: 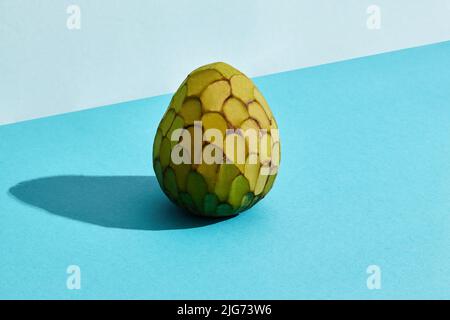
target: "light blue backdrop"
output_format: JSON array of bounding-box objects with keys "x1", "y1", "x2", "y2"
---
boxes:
[{"x1": 1, "y1": 0, "x2": 450, "y2": 124}]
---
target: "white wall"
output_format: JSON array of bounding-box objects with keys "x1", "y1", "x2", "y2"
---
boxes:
[{"x1": 1, "y1": 0, "x2": 450, "y2": 125}]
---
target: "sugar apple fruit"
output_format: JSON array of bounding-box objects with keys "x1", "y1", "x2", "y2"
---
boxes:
[{"x1": 153, "y1": 62, "x2": 280, "y2": 217}]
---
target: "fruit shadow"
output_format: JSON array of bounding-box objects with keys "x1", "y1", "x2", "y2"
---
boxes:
[{"x1": 8, "y1": 175, "x2": 233, "y2": 231}]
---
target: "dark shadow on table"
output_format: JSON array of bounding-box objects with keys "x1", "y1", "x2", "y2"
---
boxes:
[{"x1": 8, "y1": 175, "x2": 232, "y2": 231}]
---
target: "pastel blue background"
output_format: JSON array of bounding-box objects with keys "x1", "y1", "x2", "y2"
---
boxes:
[
  {"x1": 2, "y1": 0, "x2": 450, "y2": 124},
  {"x1": 1, "y1": 41, "x2": 450, "y2": 299}
]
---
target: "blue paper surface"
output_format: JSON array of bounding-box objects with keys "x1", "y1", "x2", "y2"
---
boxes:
[{"x1": 1, "y1": 41, "x2": 449, "y2": 299}]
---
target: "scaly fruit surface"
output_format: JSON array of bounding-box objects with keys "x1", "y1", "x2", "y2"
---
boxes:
[{"x1": 153, "y1": 62, "x2": 280, "y2": 217}]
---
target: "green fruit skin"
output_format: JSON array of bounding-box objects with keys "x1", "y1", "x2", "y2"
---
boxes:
[{"x1": 153, "y1": 62, "x2": 280, "y2": 217}]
